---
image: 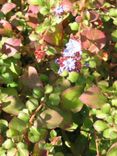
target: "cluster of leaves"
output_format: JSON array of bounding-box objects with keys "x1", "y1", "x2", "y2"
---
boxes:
[{"x1": 0, "y1": 0, "x2": 117, "y2": 156}]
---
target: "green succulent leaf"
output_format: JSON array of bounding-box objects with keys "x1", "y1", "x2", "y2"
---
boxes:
[
  {"x1": 50, "y1": 129, "x2": 57, "y2": 138},
  {"x1": 69, "y1": 22, "x2": 79, "y2": 31},
  {"x1": 0, "y1": 147, "x2": 6, "y2": 156},
  {"x1": 0, "y1": 88, "x2": 24, "y2": 115},
  {"x1": 26, "y1": 98, "x2": 38, "y2": 113},
  {"x1": 67, "y1": 71, "x2": 79, "y2": 83},
  {"x1": 18, "y1": 109, "x2": 30, "y2": 123},
  {"x1": 107, "y1": 143, "x2": 117, "y2": 156},
  {"x1": 28, "y1": 0, "x2": 45, "y2": 5},
  {"x1": 113, "y1": 81, "x2": 117, "y2": 90},
  {"x1": 2, "y1": 139, "x2": 14, "y2": 150},
  {"x1": 48, "y1": 93, "x2": 60, "y2": 106},
  {"x1": 0, "y1": 119, "x2": 8, "y2": 133},
  {"x1": 61, "y1": 86, "x2": 84, "y2": 113},
  {"x1": 102, "y1": 103, "x2": 111, "y2": 114},
  {"x1": 9, "y1": 117, "x2": 26, "y2": 133},
  {"x1": 93, "y1": 120, "x2": 108, "y2": 132},
  {"x1": 33, "y1": 87, "x2": 43, "y2": 99},
  {"x1": 111, "y1": 30, "x2": 117, "y2": 42},
  {"x1": 17, "y1": 142, "x2": 29, "y2": 156},
  {"x1": 28, "y1": 126, "x2": 41, "y2": 143},
  {"x1": 36, "y1": 108, "x2": 72, "y2": 130},
  {"x1": 7, "y1": 148, "x2": 17, "y2": 156},
  {"x1": 40, "y1": 7, "x2": 50, "y2": 15},
  {"x1": 109, "y1": 8, "x2": 117, "y2": 17},
  {"x1": 103, "y1": 128, "x2": 117, "y2": 139},
  {"x1": 111, "y1": 99, "x2": 117, "y2": 107},
  {"x1": 45, "y1": 84, "x2": 53, "y2": 94},
  {"x1": 6, "y1": 129, "x2": 20, "y2": 138},
  {"x1": 79, "y1": 85, "x2": 107, "y2": 108}
]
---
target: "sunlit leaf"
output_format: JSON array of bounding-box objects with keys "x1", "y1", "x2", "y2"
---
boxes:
[
  {"x1": 36, "y1": 108, "x2": 72, "y2": 130},
  {"x1": 28, "y1": 0, "x2": 45, "y2": 6},
  {"x1": 44, "y1": 24, "x2": 63, "y2": 46},
  {"x1": 81, "y1": 28, "x2": 106, "y2": 53},
  {"x1": 9, "y1": 117, "x2": 26, "y2": 133},
  {"x1": 79, "y1": 85, "x2": 107, "y2": 108},
  {"x1": 2, "y1": 139, "x2": 14, "y2": 149},
  {"x1": 17, "y1": 142, "x2": 29, "y2": 156},
  {"x1": 103, "y1": 128, "x2": 117, "y2": 139},
  {"x1": 93, "y1": 120, "x2": 108, "y2": 132},
  {"x1": 61, "y1": 86, "x2": 84, "y2": 112},
  {"x1": 111, "y1": 30, "x2": 117, "y2": 42},
  {"x1": 1, "y1": 3, "x2": 16, "y2": 14},
  {"x1": 20, "y1": 66, "x2": 43, "y2": 89},
  {"x1": 107, "y1": 143, "x2": 117, "y2": 156},
  {"x1": 2, "y1": 38, "x2": 21, "y2": 57},
  {"x1": 0, "y1": 20, "x2": 12, "y2": 36},
  {"x1": 1, "y1": 88, "x2": 24, "y2": 115}
]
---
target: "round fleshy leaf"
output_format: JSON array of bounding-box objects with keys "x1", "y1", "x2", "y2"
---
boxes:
[
  {"x1": 9, "y1": 117, "x2": 26, "y2": 133},
  {"x1": 2, "y1": 38, "x2": 21, "y2": 57},
  {"x1": 45, "y1": 84, "x2": 53, "y2": 94},
  {"x1": 2, "y1": 139, "x2": 14, "y2": 150},
  {"x1": 7, "y1": 148, "x2": 17, "y2": 156},
  {"x1": 0, "y1": 120, "x2": 8, "y2": 133},
  {"x1": 17, "y1": 142, "x2": 29, "y2": 156},
  {"x1": 79, "y1": 85, "x2": 107, "y2": 108},
  {"x1": 103, "y1": 128, "x2": 117, "y2": 139},
  {"x1": 96, "y1": 110, "x2": 108, "y2": 119},
  {"x1": 1, "y1": 3, "x2": 16, "y2": 14},
  {"x1": 101, "y1": 103, "x2": 111, "y2": 114},
  {"x1": 111, "y1": 99, "x2": 117, "y2": 107},
  {"x1": 61, "y1": 86, "x2": 84, "y2": 112},
  {"x1": 50, "y1": 130, "x2": 57, "y2": 138},
  {"x1": 44, "y1": 24, "x2": 63, "y2": 46},
  {"x1": 93, "y1": 120, "x2": 108, "y2": 132},
  {"x1": 28, "y1": 127, "x2": 47, "y2": 143},
  {"x1": 81, "y1": 28, "x2": 106, "y2": 53},
  {"x1": 48, "y1": 93, "x2": 60, "y2": 106},
  {"x1": 6, "y1": 129, "x2": 20, "y2": 138},
  {"x1": 107, "y1": 143, "x2": 117, "y2": 156},
  {"x1": 69, "y1": 22, "x2": 79, "y2": 31},
  {"x1": 111, "y1": 30, "x2": 117, "y2": 42},
  {"x1": 33, "y1": 87, "x2": 43, "y2": 99},
  {"x1": 67, "y1": 71, "x2": 79, "y2": 83},
  {"x1": 20, "y1": 66, "x2": 43, "y2": 89},
  {"x1": 18, "y1": 110, "x2": 30, "y2": 123},
  {"x1": 55, "y1": 152, "x2": 64, "y2": 156},
  {"x1": 28, "y1": 0, "x2": 44, "y2": 5},
  {"x1": 1, "y1": 88, "x2": 24, "y2": 115},
  {"x1": 0, "y1": 20, "x2": 12, "y2": 36},
  {"x1": 113, "y1": 81, "x2": 117, "y2": 90},
  {"x1": 0, "y1": 147, "x2": 6, "y2": 156},
  {"x1": 28, "y1": 127, "x2": 41, "y2": 143},
  {"x1": 26, "y1": 98, "x2": 38, "y2": 113},
  {"x1": 109, "y1": 8, "x2": 117, "y2": 17},
  {"x1": 36, "y1": 108, "x2": 72, "y2": 130}
]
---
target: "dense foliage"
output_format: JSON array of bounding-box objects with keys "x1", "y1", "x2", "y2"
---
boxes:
[{"x1": 0, "y1": 0, "x2": 117, "y2": 155}]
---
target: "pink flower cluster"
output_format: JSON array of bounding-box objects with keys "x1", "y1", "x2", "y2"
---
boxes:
[
  {"x1": 34, "y1": 46, "x2": 46, "y2": 62},
  {"x1": 56, "y1": 38, "x2": 82, "y2": 74}
]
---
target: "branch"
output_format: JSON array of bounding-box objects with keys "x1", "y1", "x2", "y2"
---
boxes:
[
  {"x1": 94, "y1": 131, "x2": 100, "y2": 156},
  {"x1": 29, "y1": 102, "x2": 44, "y2": 124}
]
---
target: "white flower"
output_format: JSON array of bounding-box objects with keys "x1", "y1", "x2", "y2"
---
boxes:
[
  {"x1": 63, "y1": 39, "x2": 82, "y2": 56},
  {"x1": 63, "y1": 58, "x2": 76, "y2": 71},
  {"x1": 58, "y1": 66, "x2": 64, "y2": 74},
  {"x1": 54, "y1": 6, "x2": 64, "y2": 14}
]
